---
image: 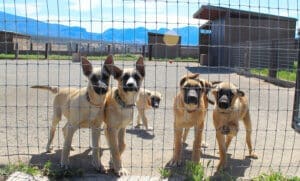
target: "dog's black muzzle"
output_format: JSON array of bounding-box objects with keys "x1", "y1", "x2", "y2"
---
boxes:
[
  {"x1": 218, "y1": 95, "x2": 230, "y2": 109},
  {"x1": 123, "y1": 84, "x2": 139, "y2": 92},
  {"x1": 184, "y1": 89, "x2": 199, "y2": 105},
  {"x1": 151, "y1": 99, "x2": 160, "y2": 108},
  {"x1": 93, "y1": 86, "x2": 108, "y2": 95}
]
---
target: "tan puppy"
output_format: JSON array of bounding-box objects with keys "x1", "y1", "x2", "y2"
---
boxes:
[
  {"x1": 211, "y1": 82, "x2": 258, "y2": 171},
  {"x1": 104, "y1": 56, "x2": 145, "y2": 176},
  {"x1": 31, "y1": 55, "x2": 115, "y2": 171},
  {"x1": 134, "y1": 88, "x2": 162, "y2": 130},
  {"x1": 168, "y1": 73, "x2": 210, "y2": 166}
]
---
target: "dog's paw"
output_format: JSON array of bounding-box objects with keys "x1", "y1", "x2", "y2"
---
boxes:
[
  {"x1": 167, "y1": 158, "x2": 182, "y2": 167},
  {"x1": 70, "y1": 145, "x2": 75, "y2": 151},
  {"x1": 46, "y1": 145, "x2": 53, "y2": 153},
  {"x1": 146, "y1": 126, "x2": 153, "y2": 131},
  {"x1": 115, "y1": 168, "x2": 129, "y2": 177},
  {"x1": 201, "y1": 141, "x2": 209, "y2": 148},
  {"x1": 134, "y1": 124, "x2": 143, "y2": 129},
  {"x1": 92, "y1": 160, "x2": 106, "y2": 173},
  {"x1": 248, "y1": 151, "x2": 258, "y2": 159}
]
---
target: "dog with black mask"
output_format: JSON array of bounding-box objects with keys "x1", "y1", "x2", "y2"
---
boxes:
[
  {"x1": 104, "y1": 56, "x2": 145, "y2": 176},
  {"x1": 211, "y1": 82, "x2": 258, "y2": 171},
  {"x1": 31, "y1": 55, "x2": 115, "y2": 172},
  {"x1": 168, "y1": 73, "x2": 211, "y2": 167},
  {"x1": 134, "y1": 88, "x2": 162, "y2": 130}
]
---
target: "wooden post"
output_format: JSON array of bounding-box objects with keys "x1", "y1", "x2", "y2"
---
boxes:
[
  {"x1": 142, "y1": 45, "x2": 145, "y2": 57},
  {"x1": 30, "y1": 42, "x2": 33, "y2": 54},
  {"x1": 108, "y1": 44, "x2": 111, "y2": 54},
  {"x1": 45, "y1": 43, "x2": 49, "y2": 59},
  {"x1": 75, "y1": 44, "x2": 79, "y2": 53},
  {"x1": 14, "y1": 43, "x2": 19, "y2": 59},
  {"x1": 268, "y1": 40, "x2": 278, "y2": 78},
  {"x1": 148, "y1": 44, "x2": 153, "y2": 61},
  {"x1": 244, "y1": 41, "x2": 251, "y2": 72}
]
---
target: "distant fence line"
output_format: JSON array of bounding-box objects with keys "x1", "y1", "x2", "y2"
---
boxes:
[{"x1": 0, "y1": 39, "x2": 200, "y2": 59}]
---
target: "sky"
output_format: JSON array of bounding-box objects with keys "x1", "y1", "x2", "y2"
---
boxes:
[{"x1": 0, "y1": 0, "x2": 300, "y2": 33}]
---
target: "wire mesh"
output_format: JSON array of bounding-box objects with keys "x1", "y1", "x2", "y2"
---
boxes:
[{"x1": 0, "y1": 0, "x2": 299, "y2": 179}]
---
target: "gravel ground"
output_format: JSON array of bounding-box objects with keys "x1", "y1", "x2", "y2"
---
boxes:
[{"x1": 0, "y1": 59, "x2": 299, "y2": 179}]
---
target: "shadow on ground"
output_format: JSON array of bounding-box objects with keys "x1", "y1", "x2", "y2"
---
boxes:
[
  {"x1": 164, "y1": 147, "x2": 252, "y2": 180},
  {"x1": 186, "y1": 66, "x2": 235, "y2": 74},
  {"x1": 126, "y1": 128, "x2": 155, "y2": 139}
]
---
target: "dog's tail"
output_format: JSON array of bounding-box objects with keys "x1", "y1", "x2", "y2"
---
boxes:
[{"x1": 31, "y1": 85, "x2": 58, "y2": 94}]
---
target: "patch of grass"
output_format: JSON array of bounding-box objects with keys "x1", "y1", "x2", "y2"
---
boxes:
[
  {"x1": 250, "y1": 66, "x2": 296, "y2": 82},
  {"x1": 159, "y1": 167, "x2": 172, "y2": 179},
  {"x1": 0, "y1": 161, "x2": 83, "y2": 179},
  {"x1": 0, "y1": 162, "x2": 41, "y2": 176},
  {"x1": 253, "y1": 171, "x2": 300, "y2": 181},
  {"x1": 184, "y1": 161, "x2": 205, "y2": 181},
  {"x1": 42, "y1": 160, "x2": 83, "y2": 179}
]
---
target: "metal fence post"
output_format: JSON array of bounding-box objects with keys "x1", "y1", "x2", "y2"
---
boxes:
[
  {"x1": 45, "y1": 43, "x2": 49, "y2": 59},
  {"x1": 269, "y1": 40, "x2": 278, "y2": 78},
  {"x1": 292, "y1": 39, "x2": 300, "y2": 133},
  {"x1": 14, "y1": 42, "x2": 19, "y2": 59}
]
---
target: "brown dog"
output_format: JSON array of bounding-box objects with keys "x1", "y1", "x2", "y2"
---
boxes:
[
  {"x1": 168, "y1": 73, "x2": 211, "y2": 166},
  {"x1": 134, "y1": 88, "x2": 162, "y2": 130},
  {"x1": 211, "y1": 82, "x2": 258, "y2": 171},
  {"x1": 31, "y1": 55, "x2": 115, "y2": 171},
  {"x1": 104, "y1": 56, "x2": 145, "y2": 176}
]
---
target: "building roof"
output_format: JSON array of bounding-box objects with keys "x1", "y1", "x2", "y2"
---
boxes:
[
  {"x1": 0, "y1": 30, "x2": 31, "y2": 38},
  {"x1": 193, "y1": 5, "x2": 298, "y2": 21},
  {"x1": 148, "y1": 32, "x2": 180, "y2": 37}
]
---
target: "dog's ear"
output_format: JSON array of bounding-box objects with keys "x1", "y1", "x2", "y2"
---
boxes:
[
  {"x1": 103, "y1": 54, "x2": 114, "y2": 75},
  {"x1": 136, "y1": 56, "x2": 145, "y2": 77},
  {"x1": 237, "y1": 89, "x2": 245, "y2": 97},
  {"x1": 111, "y1": 65, "x2": 123, "y2": 79},
  {"x1": 180, "y1": 73, "x2": 199, "y2": 87},
  {"x1": 81, "y1": 57, "x2": 93, "y2": 77}
]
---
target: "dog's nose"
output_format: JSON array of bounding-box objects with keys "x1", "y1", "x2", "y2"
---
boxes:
[
  {"x1": 126, "y1": 83, "x2": 135, "y2": 88},
  {"x1": 218, "y1": 101, "x2": 229, "y2": 109},
  {"x1": 186, "y1": 96, "x2": 198, "y2": 104}
]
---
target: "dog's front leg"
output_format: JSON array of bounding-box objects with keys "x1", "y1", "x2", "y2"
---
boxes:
[
  {"x1": 243, "y1": 112, "x2": 258, "y2": 159},
  {"x1": 169, "y1": 127, "x2": 183, "y2": 167},
  {"x1": 141, "y1": 110, "x2": 152, "y2": 130},
  {"x1": 61, "y1": 123, "x2": 77, "y2": 169},
  {"x1": 192, "y1": 123, "x2": 204, "y2": 163},
  {"x1": 106, "y1": 127, "x2": 127, "y2": 176},
  {"x1": 91, "y1": 126, "x2": 105, "y2": 173},
  {"x1": 216, "y1": 131, "x2": 226, "y2": 171}
]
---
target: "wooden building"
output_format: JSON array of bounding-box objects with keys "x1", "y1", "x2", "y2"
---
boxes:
[
  {"x1": 193, "y1": 5, "x2": 297, "y2": 67},
  {"x1": 148, "y1": 32, "x2": 181, "y2": 60},
  {"x1": 0, "y1": 31, "x2": 31, "y2": 53}
]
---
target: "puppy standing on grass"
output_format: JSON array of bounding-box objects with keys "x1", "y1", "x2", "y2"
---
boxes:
[
  {"x1": 104, "y1": 56, "x2": 145, "y2": 176},
  {"x1": 31, "y1": 55, "x2": 115, "y2": 171},
  {"x1": 211, "y1": 82, "x2": 258, "y2": 171},
  {"x1": 168, "y1": 73, "x2": 211, "y2": 166},
  {"x1": 134, "y1": 88, "x2": 162, "y2": 130}
]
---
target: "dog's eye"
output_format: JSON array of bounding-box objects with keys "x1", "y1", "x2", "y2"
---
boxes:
[
  {"x1": 133, "y1": 73, "x2": 140, "y2": 82},
  {"x1": 123, "y1": 74, "x2": 130, "y2": 80},
  {"x1": 102, "y1": 74, "x2": 109, "y2": 82},
  {"x1": 90, "y1": 75, "x2": 98, "y2": 83}
]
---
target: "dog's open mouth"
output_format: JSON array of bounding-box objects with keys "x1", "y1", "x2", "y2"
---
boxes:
[{"x1": 123, "y1": 86, "x2": 139, "y2": 92}]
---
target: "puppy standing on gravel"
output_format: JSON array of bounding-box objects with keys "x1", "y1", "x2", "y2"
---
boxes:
[
  {"x1": 31, "y1": 55, "x2": 115, "y2": 171},
  {"x1": 134, "y1": 88, "x2": 162, "y2": 130},
  {"x1": 104, "y1": 56, "x2": 145, "y2": 176},
  {"x1": 211, "y1": 82, "x2": 258, "y2": 171},
  {"x1": 168, "y1": 73, "x2": 211, "y2": 166}
]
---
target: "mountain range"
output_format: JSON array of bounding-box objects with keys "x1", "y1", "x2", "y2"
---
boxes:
[{"x1": 0, "y1": 11, "x2": 199, "y2": 45}]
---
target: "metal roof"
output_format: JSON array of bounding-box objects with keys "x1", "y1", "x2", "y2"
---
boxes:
[{"x1": 193, "y1": 5, "x2": 297, "y2": 21}]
